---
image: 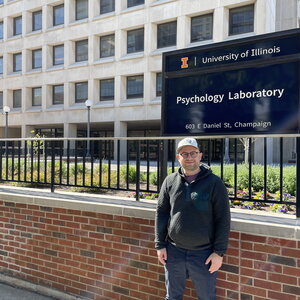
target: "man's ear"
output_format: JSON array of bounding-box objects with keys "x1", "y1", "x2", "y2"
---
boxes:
[
  {"x1": 176, "y1": 154, "x2": 180, "y2": 160},
  {"x1": 199, "y1": 152, "x2": 203, "y2": 160}
]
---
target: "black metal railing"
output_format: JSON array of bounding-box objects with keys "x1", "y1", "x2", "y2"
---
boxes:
[{"x1": 0, "y1": 137, "x2": 299, "y2": 217}]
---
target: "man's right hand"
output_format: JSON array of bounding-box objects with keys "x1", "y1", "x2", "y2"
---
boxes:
[{"x1": 157, "y1": 248, "x2": 167, "y2": 265}]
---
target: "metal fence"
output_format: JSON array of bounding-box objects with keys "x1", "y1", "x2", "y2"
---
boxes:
[{"x1": 0, "y1": 137, "x2": 299, "y2": 217}]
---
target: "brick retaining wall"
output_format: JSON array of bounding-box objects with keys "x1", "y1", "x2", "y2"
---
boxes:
[{"x1": 0, "y1": 192, "x2": 299, "y2": 300}]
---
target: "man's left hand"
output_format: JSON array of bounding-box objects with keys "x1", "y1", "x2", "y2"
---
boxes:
[{"x1": 205, "y1": 252, "x2": 223, "y2": 273}]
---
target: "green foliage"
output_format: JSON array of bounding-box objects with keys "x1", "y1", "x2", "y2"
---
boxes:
[
  {"x1": 0, "y1": 157, "x2": 297, "y2": 197},
  {"x1": 282, "y1": 166, "x2": 296, "y2": 196},
  {"x1": 120, "y1": 165, "x2": 146, "y2": 183},
  {"x1": 211, "y1": 163, "x2": 296, "y2": 195},
  {"x1": 150, "y1": 172, "x2": 158, "y2": 186},
  {"x1": 149, "y1": 167, "x2": 177, "y2": 186}
]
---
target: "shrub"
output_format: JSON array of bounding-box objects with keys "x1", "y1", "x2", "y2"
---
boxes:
[
  {"x1": 283, "y1": 166, "x2": 296, "y2": 195},
  {"x1": 211, "y1": 163, "x2": 296, "y2": 196},
  {"x1": 120, "y1": 165, "x2": 146, "y2": 183},
  {"x1": 149, "y1": 167, "x2": 177, "y2": 187}
]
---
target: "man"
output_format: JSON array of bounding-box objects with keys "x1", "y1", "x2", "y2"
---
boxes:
[{"x1": 155, "y1": 137, "x2": 231, "y2": 300}]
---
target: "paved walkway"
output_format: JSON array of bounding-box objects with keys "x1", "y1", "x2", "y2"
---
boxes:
[{"x1": 0, "y1": 282, "x2": 56, "y2": 300}]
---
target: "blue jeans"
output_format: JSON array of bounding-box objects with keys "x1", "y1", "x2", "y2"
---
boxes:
[{"x1": 164, "y1": 242, "x2": 217, "y2": 300}]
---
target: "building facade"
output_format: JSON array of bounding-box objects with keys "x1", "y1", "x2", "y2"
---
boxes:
[{"x1": 0, "y1": 0, "x2": 299, "y2": 161}]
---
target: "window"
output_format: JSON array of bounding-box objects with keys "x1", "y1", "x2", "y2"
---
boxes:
[
  {"x1": 100, "y1": 0, "x2": 115, "y2": 14},
  {"x1": 0, "y1": 57, "x2": 3, "y2": 75},
  {"x1": 0, "y1": 0, "x2": 3, "y2": 5},
  {"x1": 32, "y1": 87, "x2": 42, "y2": 106},
  {"x1": 127, "y1": 28, "x2": 144, "y2": 54},
  {"x1": 32, "y1": 49, "x2": 42, "y2": 69},
  {"x1": 100, "y1": 79, "x2": 114, "y2": 101},
  {"x1": 100, "y1": 34, "x2": 115, "y2": 58},
  {"x1": 13, "y1": 53, "x2": 22, "y2": 72},
  {"x1": 127, "y1": 75, "x2": 143, "y2": 99},
  {"x1": 75, "y1": 39, "x2": 88, "y2": 62},
  {"x1": 76, "y1": 0, "x2": 88, "y2": 20},
  {"x1": 13, "y1": 16, "x2": 22, "y2": 36},
  {"x1": 0, "y1": 21, "x2": 3, "y2": 39},
  {"x1": 191, "y1": 14, "x2": 213, "y2": 42},
  {"x1": 53, "y1": 44, "x2": 64, "y2": 65},
  {"x1": 156, "y1": 73, "x2": 162, "y2": 97},
  {"x1": 229, "y1": 5, "x2": 254, "y2": 35},
  {"x1": 75, "y1": 82, "x2": 88, "y2": 103},
  {"x1": 53, "y1": 85, "x2": 64, "y2": 105},
  {"x1": 0, "y1": 92, "x2": 3, "y2": 110},
  {"x1": 53, "y1": 4, "x2": 64, "y2": 26},
  {"x1": 32, "y1": 10, "x2": 42, "y2": 31},
  {"x1": 13, "y1": 89, "x2": 22, "y2": 108},
  {"x1": 157, "y1": 21, "x2": 177, "y2": 48},
  {"x1": 128, "y1": 0, "x2": 144, "y2": 8}
]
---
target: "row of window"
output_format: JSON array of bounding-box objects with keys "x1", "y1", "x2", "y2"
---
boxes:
[
  {"x1": 0, "y1": 0, "x2": 148, "y2": 39},
  {"x1": 0, "y1": 3, "x2": 254, "y2": 40},
  {"x1": 0, "y1": 5, "x2": 254, "y2": 74},
  {"x1": 0, "y1": 73, "x2": 162, "y2": 109}
]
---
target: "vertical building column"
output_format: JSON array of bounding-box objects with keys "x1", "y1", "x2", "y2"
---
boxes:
[
  {"x1": 64, "y1": 82, "x2": 70, "y2": 110},
  {"x1": 21, "y1": 124, "x2": 35, "y2": 153},
  {"x1": 90, "y1": 34, "x2": 98, "y2": 64},
  {"x1": 213, "y1": 6, "x2": 225, "y2": 42},
  {"x1": 114, "y1": 75, "x2": 121, "y2": 106},
  {"x1": 65, "y1": 0, "x2": 71, "y2": 26},
  {"x1": 115, "y1": 0, "x2": 122, "y2": 13},
  {"x1": 64, "y1": 40, "x2": 71, "y2": 67},
  {"x1": 143, "y1": 71, "x2": 151, "y2": 105},
  {"x1": 114, "y1": 121, "x2": 127, "y2": 161},
  {"x1": 22, "y1": 49, "x2": 27, "y2": 75},
  {"x1": 42, "y1": 84, "x2": 47, "y2": 111},
  {"x1": 42, "y1": 45, "x2": 47, "y2": 72},
  {"x1": 177, "y1": 15, "x2": 187, "y2": 49},
  {"x1": 21, "y1": 124, "x2": 35, "y2": 139},
  {"x1": 3, "y1": 16, "x2": 7, "y2": 40},
  {"x1": 23, "y1": 10, "x2": 30, "y2": 35},
  {"x1": 44, "y1": 4, "x2": 52, "y2": 29},
  {"x1": 64, "y1": 123, "x2": 77, "y2": 156},
  {"x1": 114, "y1": 29, "x2": 122, "y2": 60},
  {"x1": 253, "y1": 138, "x2": 274, "y2": 164},
  {"x1": 257, "y1": 0, "x2": 276, "y2": 33}
]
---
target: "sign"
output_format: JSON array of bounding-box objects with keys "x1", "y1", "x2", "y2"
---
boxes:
[{"x1": 162, "y1": 29, "x2": 300, "y2": 136}]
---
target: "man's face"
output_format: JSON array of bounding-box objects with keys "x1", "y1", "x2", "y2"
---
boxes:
[{"x1": 176, "y1": 146, "x2": 203, "y2": 172}]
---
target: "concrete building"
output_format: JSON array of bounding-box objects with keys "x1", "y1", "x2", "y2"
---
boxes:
[{"x1": 0, "y1": 0, "x2": 299, "y2": 161}]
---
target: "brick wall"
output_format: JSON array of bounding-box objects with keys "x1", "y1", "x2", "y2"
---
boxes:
[{"x1": 0, "y1": 196, "x2": 299, "y2": 300}]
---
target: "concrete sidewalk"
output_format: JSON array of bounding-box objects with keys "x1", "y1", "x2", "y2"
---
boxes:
[{"x1": 0, "y1": 282, "x2": 56, "y2": 300}]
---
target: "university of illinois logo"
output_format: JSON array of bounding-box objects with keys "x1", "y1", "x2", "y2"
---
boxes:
[{"x1": 181, "y1": 57, "x2": 189, "y2": 68}]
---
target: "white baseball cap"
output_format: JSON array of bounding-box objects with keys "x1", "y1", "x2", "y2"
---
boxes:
[{"x1": 177, "y1": 138, "x2": 199, "y2": 153}]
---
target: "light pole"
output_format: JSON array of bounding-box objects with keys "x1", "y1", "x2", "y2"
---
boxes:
[
  {"x1": 3, "y1": 106, "x2": 10, "y2": 154},
  {"x1": 85, "y1": 99, "x2": 92, "y2": 157}
]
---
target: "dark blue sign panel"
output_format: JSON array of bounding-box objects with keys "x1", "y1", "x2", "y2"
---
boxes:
[
  {"x1": 164, "y1": 62, "x2": 299, "y2": 135},
  {"x1": 162, "y1": 29, "x2": 300, "y2": 136},
  {"x1": 165, "y1": 35, "x2": 300, "y2": 72}
]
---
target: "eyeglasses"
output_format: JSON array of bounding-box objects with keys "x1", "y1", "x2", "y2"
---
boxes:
[{"x1": 179, "y1": 151, "x2": 199, "y2": 159}]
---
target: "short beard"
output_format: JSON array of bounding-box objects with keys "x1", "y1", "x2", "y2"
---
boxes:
[{"x1": 181, "y1": 163, "x2": 200, "y2": 173}]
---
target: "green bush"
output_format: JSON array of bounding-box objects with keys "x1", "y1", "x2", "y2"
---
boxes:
[
  {"x1": 0, "y1": 157, "x2": 297, "y2": 196},
  {"x1": 119, "y1": 165, "x2": 146, "y2": 184},
  {"x1": 211, "y1": 163, "x2": 296, "y2": 195},
  {"x1": 150, "y1": 172, "x2": 158, "y2": 186},
  {"x1": 283, "y1": 166, "x2": 296, "y2": 195},
  {"x1": 211, "y1": 164, "x2": 235, "y2": 187},
  {"x1": 149, "y1": 167, "x2": 178, "y2": 186}
]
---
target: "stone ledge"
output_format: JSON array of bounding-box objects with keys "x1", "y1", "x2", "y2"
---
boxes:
[{"x1": 0, "y1": 186, "x2": 298, "y2": 239}]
